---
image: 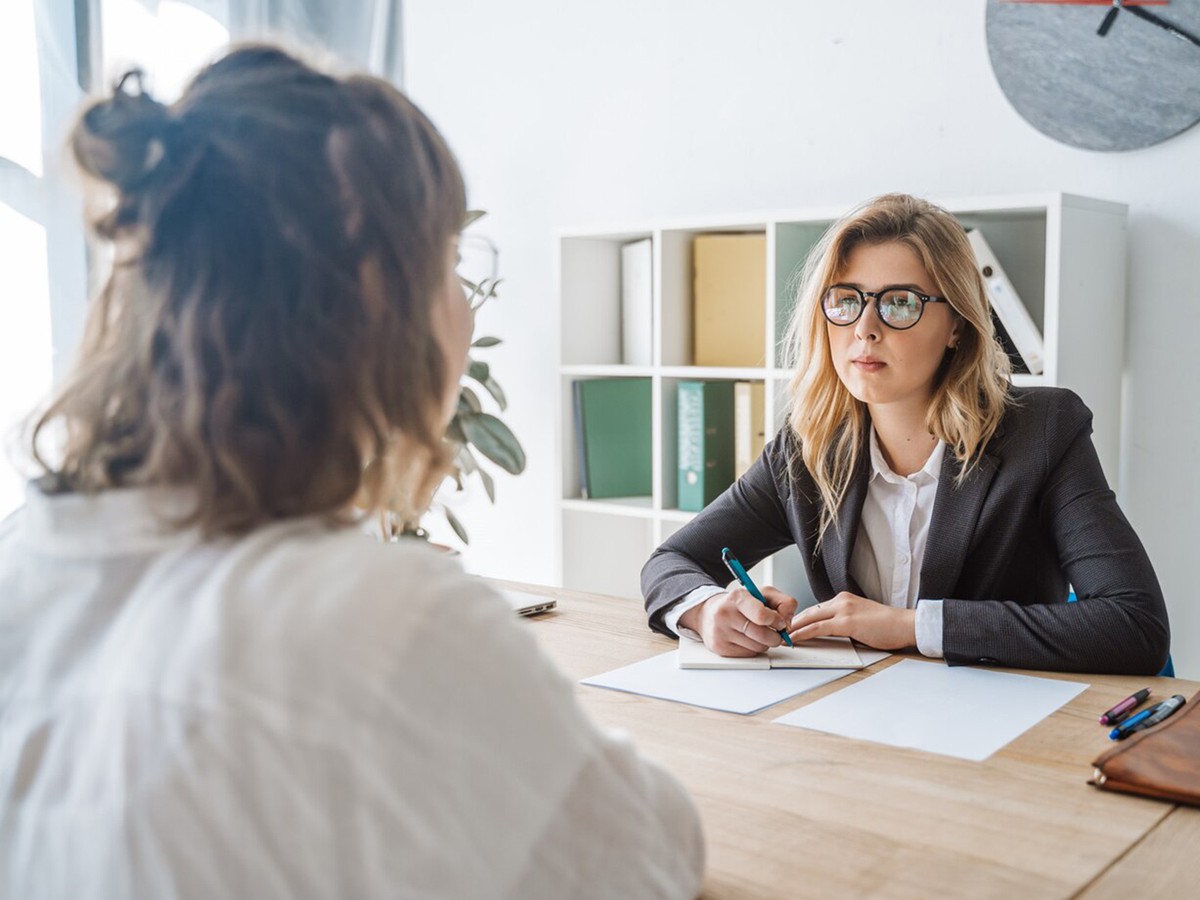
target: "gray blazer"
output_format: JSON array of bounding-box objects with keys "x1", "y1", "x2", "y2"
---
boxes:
[{"x1": 642, "y1": 387, "x2": 1170, "y2": 675}]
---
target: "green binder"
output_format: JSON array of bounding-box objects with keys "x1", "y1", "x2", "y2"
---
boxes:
[
  {"x1": 573, "y1": 378, "x2": 652, "y2": 499},
  {"x1": 677, "y1": 380, "x2": 735, "y2": 512}
]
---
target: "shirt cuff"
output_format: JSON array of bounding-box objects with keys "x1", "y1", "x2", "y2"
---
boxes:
[
  {"x1": 662, "y1": 585, "x2": 727, "y2": 640},
  {"x1": 915, "y1": 599, "x2": 944, "y2": 658}
]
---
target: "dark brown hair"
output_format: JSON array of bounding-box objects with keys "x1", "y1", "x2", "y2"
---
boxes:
[{"x1": 33, "y1": 43, "x2": 467, "y2": 534}]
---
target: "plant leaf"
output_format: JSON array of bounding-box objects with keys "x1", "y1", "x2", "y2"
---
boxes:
[
  {"x1": 463, "y1": 210, "x2": 486, "y2": 229},
  {"x1": 459, "y1": 412, "x2": 526, "y2": 474},
  {"x1": 470, "y1": 278, "x2": 501, "y2": 312},
  {"x1": 467, "y1": 360, "x2": 490, "y2": 384},
  {"x1": 459, "y1": 385, "x2": 482, "y2": 414},
  {"x1": 456, "y1": 446, "x2": 493, "y2": 502},
  {"x1": 444, "y1": 506, "x2": 469, "y2": 544},
  {"x1": 446, "y1": 418, "x2": 468, "y2": 445},
  {"x1": 456, "y1": 445, "x2": 478, "y2": 474},
  {"x1": 472, "y1": 336, "x2": 501, "y2": 348},
  {"x1": 476, "y1": 461, "x2": 495, "y2": 503},
  {"x1": 482, "y1": 375, "x2": 507, "y2": 412}
]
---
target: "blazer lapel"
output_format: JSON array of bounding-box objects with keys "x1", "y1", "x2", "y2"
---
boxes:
[
  {"x1": 821, "y1": 444, "x2": 870, "y2": 596},
  {"x1": 918, "y1": 448, "x2": 999, "y2": 600}
]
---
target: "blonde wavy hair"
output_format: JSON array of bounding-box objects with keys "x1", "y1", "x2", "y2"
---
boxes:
[
  {"x1": 31, "y1": 44, "x2": 466, "y2": 535},
  {"x1": 782, "y1": 193, "x2": 1012, "y2": 544}
]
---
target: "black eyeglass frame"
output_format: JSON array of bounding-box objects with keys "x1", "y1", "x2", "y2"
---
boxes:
[{"x1": 821, "y1": 285, "x2": 951, "y2": 331}]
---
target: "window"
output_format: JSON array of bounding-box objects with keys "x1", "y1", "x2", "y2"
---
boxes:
[
  {"x1": 0, "y1": 0, "x2": 55, "y2": 515},
  {"x1": 100, "y1": 0, "x2": 229, "y2": 99},
  {"x1": 0, "y1": 0, "x2": 44, "y2": 177},
  {"x1": 0, "y1": 203, "x2": 53, "y2": 514},
  {"x1": 0, "y1": 2, "x2": 232, "y2": 517}
]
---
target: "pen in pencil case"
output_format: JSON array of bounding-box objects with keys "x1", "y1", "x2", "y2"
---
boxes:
[
  {"x1": 1130, "y1": 694, "x2": 1187, "y2": 733},
  {"x1": 1108, "y1": 708, "x2": 1154, "y2": 741}
]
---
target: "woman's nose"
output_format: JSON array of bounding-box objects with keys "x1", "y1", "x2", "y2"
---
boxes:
[{"x1": 854, "y1": 298, "x2": 883, "y2": 341}]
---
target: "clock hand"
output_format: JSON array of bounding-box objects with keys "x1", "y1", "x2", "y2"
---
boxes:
[
  {"x1": 1097, "y1": 0, "x2": 1200, "y2": 48},
  {"x1": 1098, "y1": 4, "x2": 1120, "y2": 37},
  {"x1": 1126, "y1": 2, "x2": 1200, "y2": 46}
]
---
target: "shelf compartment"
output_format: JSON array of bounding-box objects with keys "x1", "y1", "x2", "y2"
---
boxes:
[
  {"x1": 660, "y1": 226, "x2": 769, "y2": 368},
  {"x1": 774, "y1": 220, "x2": 833, "y2": 367},
  {"x1": 561, "y1": 508, "x2": 653, "y2": 600},
  {"x1": 560, "y1": 233, "x2": 652, "y2": 366}
]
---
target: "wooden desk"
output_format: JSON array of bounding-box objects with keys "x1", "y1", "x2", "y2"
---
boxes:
[{"x1": 505, "y1": 583, "x2": 1199, "y2": 899}]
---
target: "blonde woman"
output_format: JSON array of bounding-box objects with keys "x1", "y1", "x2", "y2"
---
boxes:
[
  {"x1": 642, "y1": 194, "x2": 1168, "y2": 675},
  {"x1": 0, "y1": 45, "x2": 703, "y2": 899}
]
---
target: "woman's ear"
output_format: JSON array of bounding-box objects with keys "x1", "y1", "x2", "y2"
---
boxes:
[{"x1": 947, "y1": 316, "x2": 963, "y2": 350}]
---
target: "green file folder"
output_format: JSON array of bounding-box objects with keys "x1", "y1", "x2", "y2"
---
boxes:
[
  {"x1": 573, "y1": 378, "x2": 652, "y2": 499},
  {"x1": 677, "y1": 380, "x2": 735, "y2": 512}
]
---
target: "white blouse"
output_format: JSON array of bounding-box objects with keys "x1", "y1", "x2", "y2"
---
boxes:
[
  {"x1": 0, "y1": 486, "x2": 703, "y2": 899},
  {"x1": 849, "y1": 428, "x2": 945, "y2": 657}
]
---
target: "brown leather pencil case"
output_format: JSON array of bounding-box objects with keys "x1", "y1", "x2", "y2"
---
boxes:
[{"x1": 1090, "y1": 691, "x2": 1200, "y2": 806}]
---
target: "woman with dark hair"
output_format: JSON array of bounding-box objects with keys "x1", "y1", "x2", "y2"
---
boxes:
[
  {"x1": 0, "y1": 45, "x2": 703, "y2": 899},
  {"x1": 643, "y1": 193, "x2": 1168, "y2": 675}
]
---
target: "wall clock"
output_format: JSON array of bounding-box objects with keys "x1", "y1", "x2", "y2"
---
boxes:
[{"x1": 986, "y1": 0, "x2": 1200, "y2": 151}]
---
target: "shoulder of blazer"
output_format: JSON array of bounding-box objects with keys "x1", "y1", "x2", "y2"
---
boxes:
[
  {"x1": 764, "y1": 425, "x2": 810, "y2": 504},
  {"x1": 764, "y1": 421, "x2": 870, "y2": 504},
  {"x1": 988, "y1": 386, "x2": 1092, "y2": 460}
]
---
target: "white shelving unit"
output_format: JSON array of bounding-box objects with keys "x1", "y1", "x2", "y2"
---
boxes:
[{"x1": 556, "y1": 193, "x2": 1128, "y2": 602}]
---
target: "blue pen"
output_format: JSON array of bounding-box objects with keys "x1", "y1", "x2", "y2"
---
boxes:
[
  {"x1": 721, "y1": 547, "x2": 794, "y2": 648},
  {"x1": 1108, "y1": 707, "x2": 1154, "y2": 741}
]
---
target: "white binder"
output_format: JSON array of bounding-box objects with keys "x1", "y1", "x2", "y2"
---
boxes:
[{"x1": 967, "y1": 228, "x2": 1044, "y2": 376}]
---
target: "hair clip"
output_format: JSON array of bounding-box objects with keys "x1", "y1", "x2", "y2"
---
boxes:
[{"x1": 114, "y1": 68, "x2": 148, "y2": 98}]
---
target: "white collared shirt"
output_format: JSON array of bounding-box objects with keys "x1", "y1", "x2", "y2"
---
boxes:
[
  {"x1": 1, "y1": 485, "x2": 704, "y2": 899},
  {"x1": 666, "y1": 427, "x2": 945, "y2": 657},
  {"x1": 850, "y1": 427, "x2": 944, "y2": 657}
]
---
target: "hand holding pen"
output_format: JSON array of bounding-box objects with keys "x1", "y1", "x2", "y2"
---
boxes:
[
  {"x1": 677, "y1": 548, "x2": 799, "y2": 657},
  {"x1": 721, "y1": 548, "x2": 795, "y2": 648}
]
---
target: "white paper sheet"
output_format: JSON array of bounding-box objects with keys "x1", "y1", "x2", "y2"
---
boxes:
[
  {"x1": 773, "y1": 658, "x2": 1089, "y2": 761},
  {"x1": 582, "y1": 647, "x2": 891, "y2": 715}
]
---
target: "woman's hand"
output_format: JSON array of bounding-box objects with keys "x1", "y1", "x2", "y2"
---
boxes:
[
  {"x1": 678, "y1": 587, "x2": 799, "y2": 657},
  {"x1": 787, "y1": 592, "x2": 917, "y2": 651}
]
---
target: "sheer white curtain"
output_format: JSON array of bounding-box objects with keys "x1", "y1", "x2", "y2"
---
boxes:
[
  {"x1": 0, "y1": 1, "x2": 87, "y2": 516},
  {"x1": 94, "y1": 0, "x2": 408, "y2": 94},
  {"x1": 228, "y1": 0, "x2": 404, "y2": 84}
]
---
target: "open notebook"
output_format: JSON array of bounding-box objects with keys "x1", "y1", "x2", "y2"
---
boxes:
[{"x1": 678, "y1": 636, "x2": 864, "y2": 670}]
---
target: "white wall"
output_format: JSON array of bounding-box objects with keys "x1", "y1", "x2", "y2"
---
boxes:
[{"x1": 404, "y1": 0, "x2": 1200, "y2": 678}]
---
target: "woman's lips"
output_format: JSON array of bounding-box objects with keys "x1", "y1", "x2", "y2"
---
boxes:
[{"x1": 852, "y1": 357, "x2": 886, "y2": 372}]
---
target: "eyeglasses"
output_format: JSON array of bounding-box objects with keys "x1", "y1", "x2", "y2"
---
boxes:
[
  {"x1": 456, "y1": 233, "x2": 499, "y2": 286},
  {"x1": 821, "y1": 285, "x2": 950, "y2": 330}
]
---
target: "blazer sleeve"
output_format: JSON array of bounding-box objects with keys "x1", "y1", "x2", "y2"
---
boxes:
[
  {"x1": 641, "y1": 431, "x2": 799, "y2": 636},
  {"x1": 942, "y1": 392, "x2": 1170, "y2": 675}
]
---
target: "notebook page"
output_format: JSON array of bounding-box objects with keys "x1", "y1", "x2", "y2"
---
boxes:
[
  {"x1": 767, "y1": 637, "x2": 863, "y2": 668},
  {"x1": 678, "y1": 636, "x2": 863, "y2": 669}
]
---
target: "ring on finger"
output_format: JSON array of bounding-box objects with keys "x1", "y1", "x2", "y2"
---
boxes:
[{"x1": 740, "y1": 619, "x2": 750, "y2": 635}]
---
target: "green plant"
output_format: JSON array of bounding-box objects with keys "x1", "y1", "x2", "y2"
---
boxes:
[{"x1": 402, "y1": 212, "x2": 526, "y2": 543}]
